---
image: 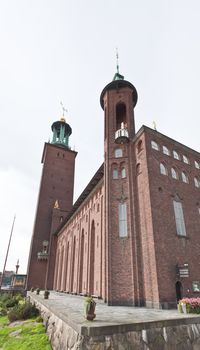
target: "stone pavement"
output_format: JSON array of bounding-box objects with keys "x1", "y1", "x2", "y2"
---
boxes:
[{"x1": 28, "y1": 291, "x2": 200, "y2": 336}]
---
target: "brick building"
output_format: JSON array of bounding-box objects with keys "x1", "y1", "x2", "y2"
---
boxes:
[{"x1": 27, "y1": 71, "x2": 200, "y2": 308}]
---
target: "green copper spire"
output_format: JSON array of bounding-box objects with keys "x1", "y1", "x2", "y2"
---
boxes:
[
  {"x1": 51, "y1": 104, "x2": 72, "y2": 148},
  {"x1": 113, "y1": 48, "x2": 124, "y2": 81}
]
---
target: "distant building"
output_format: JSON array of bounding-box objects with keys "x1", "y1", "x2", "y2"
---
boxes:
[
  {"x1": 27, "y1": 71, "x2": 200, "y2": 308},
  {"x1": 11, "y1": 274, "x2": 27, "y2": 290},
  {"x1": 0, "y1": 271, "x2": 15, "y2": 287}
]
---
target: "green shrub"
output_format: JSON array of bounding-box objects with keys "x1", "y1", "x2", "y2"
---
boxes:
[
  {"x1": 5, "y1": 297, "x2": 18, "y2": 308},
  {"x1": 8, "y1": 302, "x2": 39, "y2": 322},
  {"x1": 0, "y1": 293, "x2": 11, "y2": 306},
  {"x1": 0, "y1": 307, "x2": 7, "y2": 316},
  {"x1": 35, "y1": 315, "x2": 43, "y2": 323},
  {"x1": 21, "y1": 302, "x2": 39, "y2": 319},
  {"x1": 15, "y1": 294, "x2": 23, "y2": 303}
]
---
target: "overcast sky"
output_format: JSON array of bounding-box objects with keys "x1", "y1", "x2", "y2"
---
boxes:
[{"x1": 1, "y1": 0, "x2": 200, "y2": 274}]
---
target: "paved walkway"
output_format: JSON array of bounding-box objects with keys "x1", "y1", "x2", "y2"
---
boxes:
[{"x1": 28, "y1": 291, "x2": 200, "y2": 336}]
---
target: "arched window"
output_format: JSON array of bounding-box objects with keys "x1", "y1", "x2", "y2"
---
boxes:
[
  {"x1": 137, "y1": 140, "x2": 142, "y2": 153},
  {"x1": 183, "y1": 155, "x2": 189, "y2": 164},
  {"x1": 136, "y1": 163, "x2": 141, "y2": 175},
  {"x1": 181, "y1": 172, "x2": 189, "y2": 183},
  {"x1": 194, "y1": 177, "x2": 200, "y2": 188},
  {"x1": 115, "y1": 148, "x2": 123, "y2": 158},
  {"x1": 113, "y1": 169, "x2": 118, "y2": 179},
  {"x1": 151, "y1": 141, "x2": 159, "y2": 151},
  {"x1": 116, "y1": 103, "x2": 126, "y2": 130},
  {"x1": 173, "y1": 150, "x2": 180, "y2": 160},
  {"x1": 118, "y1": 203, "x2": 128, "y2": 237},
  {"x1": 160, "y1": 163, "x2": 167, "y2": 175},
  {"x1": 171, "y1": 167, "x2": 178, "y2": 179},
  {"x1": 173, "y1": 200, "x2": 186, "y2": 236},
  {"x1": 163, "y1": 146, "x2": 170, "y2": 156},
  {"x1": 195, "y1": 161, "x2": 200, "y2": 169},
  {"x1": 121, "y1": 167, "x2": 126, "y2": 178}
]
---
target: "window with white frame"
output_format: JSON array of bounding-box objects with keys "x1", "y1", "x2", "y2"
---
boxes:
[
  {"x1": 151, "y1": 141, "x2": 159, "y2": 151},
  {"x1": 115, "y1": 148, "x2": 123, "y2": 158},
  {"x1": 194, "y1": 177, "x2": 200, "y2": 188},
  {"x1": 173, "y1": 201, "x2": 186, "y2": 236},
  {"x1": 113, "y1": 169, "x2": 118, "y2": 179},
  {"x1": 195, "y1": 161, "x2": 200, "y2": 169},
  {"x1": 171, "y1": 167, "x2": 178, "y2": 179},
  {"x1": 121, "y1": 167, "x2": 126, "y2": 178},
  {"x1": 163, "y1": 146, "x2": 170, "y2": 156},
  {"x1": 181, "y1": 172, "x2": 189, "y2": 183},
  {"x1": 173, "y1": 150, "x2": 180, "y2": 160},
  {"x1": 118, "y1": 203, "x2": 128, "y2": 237},
  {"x1": 160, "y1": 163, "x2": 167, "y2": 175},
  {"x1": 183, "y1": 155, "x2": 189, "y2": 164}
]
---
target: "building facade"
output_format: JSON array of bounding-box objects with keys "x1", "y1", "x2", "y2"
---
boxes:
[{"x1": 27, "y1": 72, "x2": 200, "y2": 308}]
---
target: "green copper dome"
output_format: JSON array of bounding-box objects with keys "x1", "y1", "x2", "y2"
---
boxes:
[{"x1": 51, "y1": 117, "x2": 72, "y2": 148}]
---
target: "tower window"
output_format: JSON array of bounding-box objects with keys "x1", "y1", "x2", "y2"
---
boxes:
[
  {"x1": 181, "y1": 172, "x2": 189, "y2": 183},
  {"x1": 116, "y1": 103, "x2": 126, "y2": 130},
  {"x1": 151, "y1": 141, "x2": 159, "y2": 151},
  {"x1": 173, "y1": 200, "x2": 186, "y2": 236},
  {"x1": 173, "y1": 150, "x2": 180, "y2": 160},
  {"x1": 183, "y1": 155, "x2": 189, "y2": 164},
  {"x1": 113, "y1": 169, "x2": 118, "y2": 179},
  {"x1": 115, "y1": 148, "x2": 123, "y2": 158},
  {"x1": 118, "y1": 203, "x2": 128, "y2": 237},
  {"x1": 171, "y1": 167, "x2": 178, "y2": 180},
  {"x1": 160, "y1": 163, "x2": 167, "y2": 176},
  {"x1": 194, "y1": 177, "x2": 200, "y2": 188},
  {"x1": 121, "y1": 167, "x2": 126, "y2": 178},
  {"x1": 163, "y1": 146, "x2": 170, "y2": 156}
]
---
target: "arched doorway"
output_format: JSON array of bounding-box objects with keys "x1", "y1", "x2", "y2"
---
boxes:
[
  {"x1": 89, "y1": 220, "x2": 95, "y2": 295},
  {"x1": 62, "y1": 241, "x2": 69, "y2": 292},
  {"x1": 79, "y1": 229, "x2": 84, "y2": 293},
  {"x1": 175, "y1": 281, "x2": 183, "y2": 302},
  {"x1": 70, "y1": 237, "x2": 76, "y2": 292}
]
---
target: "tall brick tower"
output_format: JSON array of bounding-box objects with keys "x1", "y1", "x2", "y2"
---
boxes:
[
  {"x1": 100, "y1": 68, "x2": 141, "y2": 305},
  {"x1": 26, "y1": 115, "x2": 77, "y2": 289}
]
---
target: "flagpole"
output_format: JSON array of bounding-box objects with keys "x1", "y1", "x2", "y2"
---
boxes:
[{"x1": 0, "y1": 215, "x2": 16, "y2": 289}]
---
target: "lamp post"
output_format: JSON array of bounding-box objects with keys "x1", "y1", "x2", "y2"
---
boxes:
[{"x1": 16, "y1": 259, "x2": 19, "y2": 274}]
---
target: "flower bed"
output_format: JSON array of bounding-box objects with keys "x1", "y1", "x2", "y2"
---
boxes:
[{"x1": 178, "y1": 298, "x2": 200, "y2": 314}]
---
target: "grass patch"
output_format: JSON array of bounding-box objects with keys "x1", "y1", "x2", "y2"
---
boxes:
[
  {"x1": 0, "y1": 316, "x2": 52, "y2": 350},
  {"x1": 0, "y1": 316, "x2": 9, "y2": 327}
]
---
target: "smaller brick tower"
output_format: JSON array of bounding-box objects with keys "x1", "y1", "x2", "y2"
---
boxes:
[
  {"x1": 26, "y1": 115, "x2": 77, "y2": 290},
  {"x1": 100, "y1": 68, "x2": 139, "y2": 305}
]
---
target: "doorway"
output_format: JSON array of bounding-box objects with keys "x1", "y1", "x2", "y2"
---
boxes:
[{"x1": 175, "y1": 281, "x2": 183, "y2": 302}]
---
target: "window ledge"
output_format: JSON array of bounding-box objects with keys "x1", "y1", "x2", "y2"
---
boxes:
[{"x1": 176, "y1": 234, "x2": 189, "y2": 240}]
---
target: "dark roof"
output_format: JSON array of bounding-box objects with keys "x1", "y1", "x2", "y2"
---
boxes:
[
  {"x1": 55, "y1": 163, "x2": 104, "y2": 236},
  {"x1": 100, "y1": 79, "x2": 138, "y2": 109}
]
